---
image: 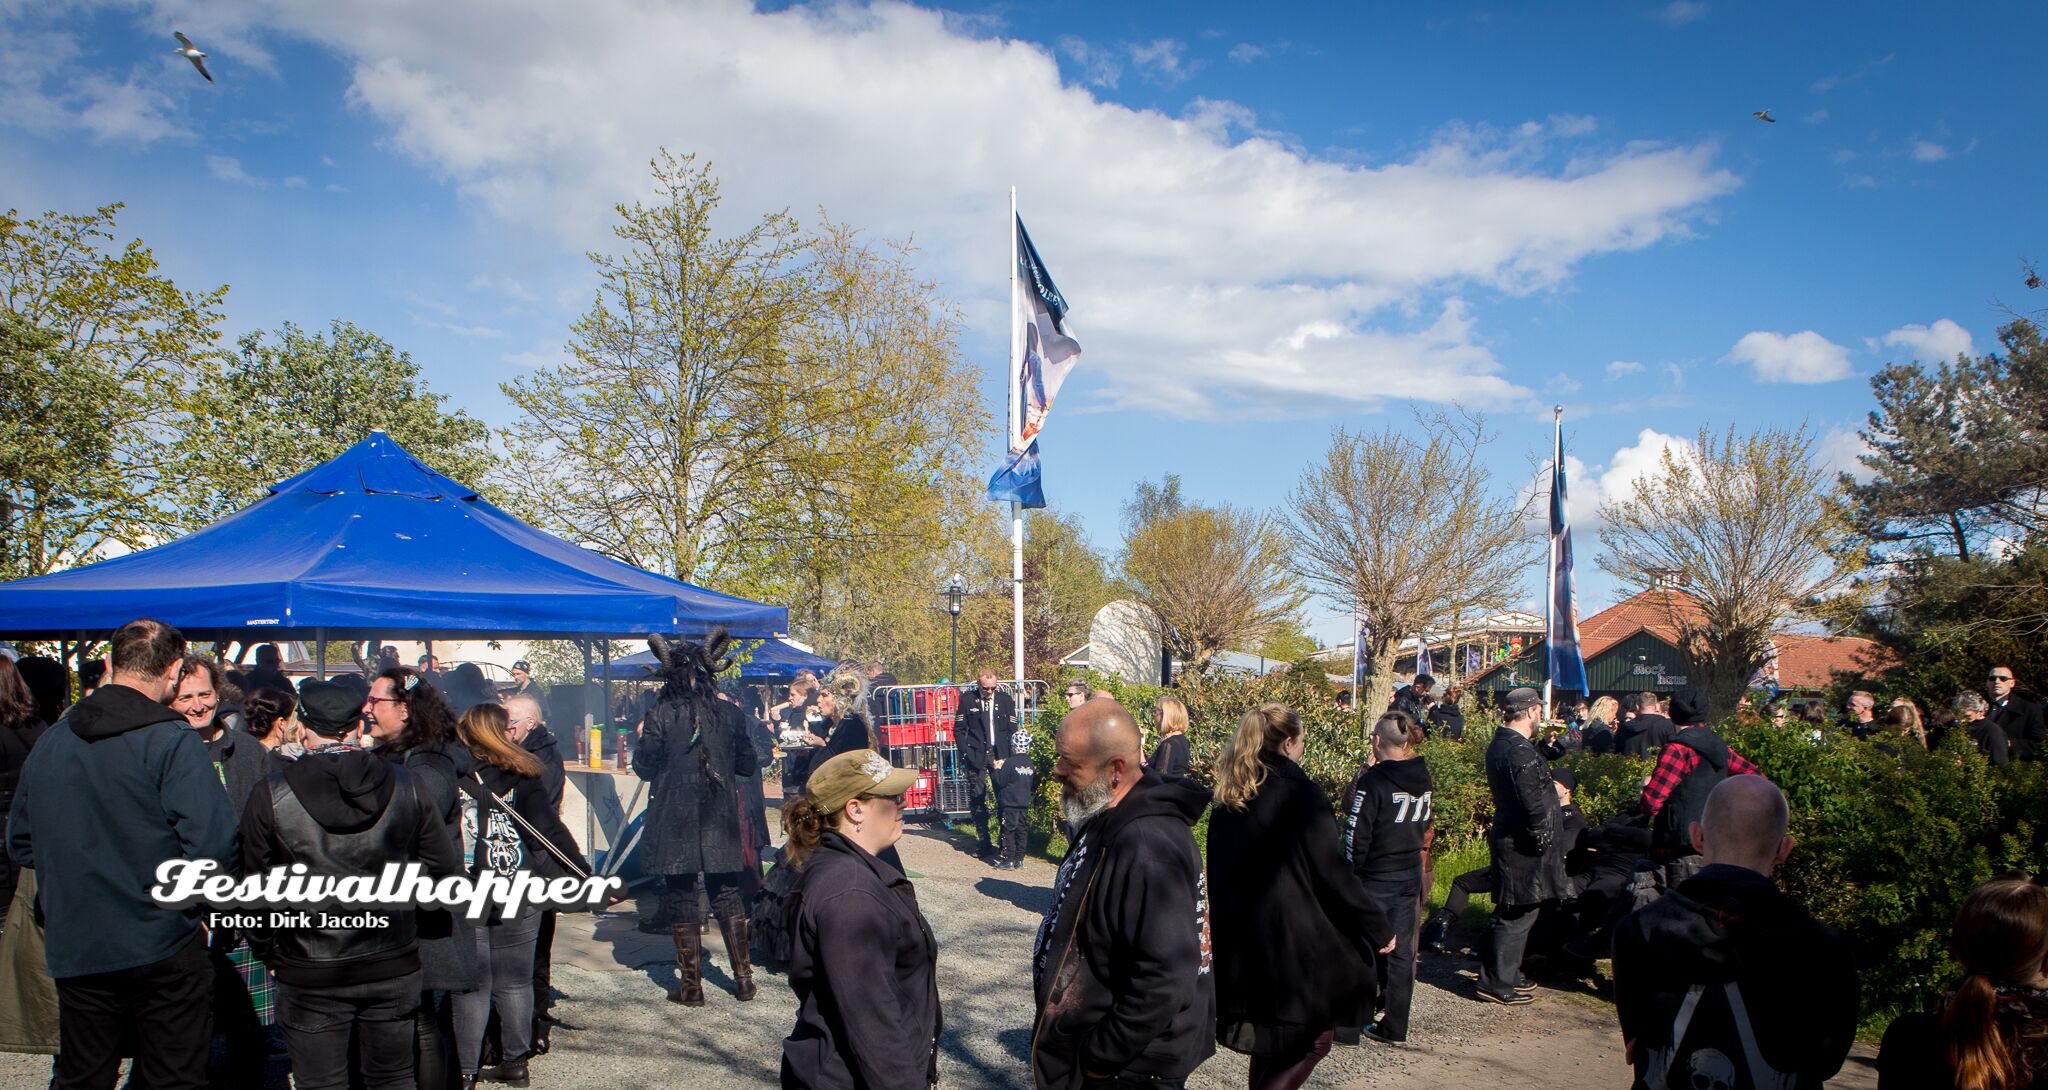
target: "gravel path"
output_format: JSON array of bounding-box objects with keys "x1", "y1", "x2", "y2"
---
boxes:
[{"x1": 0, "y1": 817, "x2": 1881, "y2": 1088}]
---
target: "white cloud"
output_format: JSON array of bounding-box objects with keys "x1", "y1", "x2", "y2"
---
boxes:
[
  {"x1": 1815, "y1": 425, "x2": 1876, "y2": 484},
  {"x1": 1803, "y1": 108, "x2": 1828, "y2": 124},
  {"x1": 1605, "y1": 360, "x2": 1644, "y2": 378},
  {"x1": 1057, "y1": 36, "x2": 1121, "y2": 88},
  {"x1": 205, "y1": 154, "x2": 265, "y2": 186},
  {"x1": 1877, "y1": 318, "x2": 1973, "y2": 362},
  {"x1": 1844, "y1": 173, "x2": 1877, "y2": 189},
  {"x1": 1598, "y1": 427, "x2": 1696, "y2": 510},
  {"x1": 469, "y1": 274, "x2": 539, "y2": 303},
  {"x1": 1547, "y1": 372, "x2": 1582, "y2": 394},
  {"x1": 1227, "y1": 43, "x2": 1265, "y2": 64},
  {"x1": 1658, "y1": 1, "x2": 1708, "y2": 25},
  {"x1": 0, "y1": 21, "x2": 191, "y2": 144},
  {"x1": 1727, "y1": 330, "x2": 1852, "y2": 384},
  {"x1": 1663, "y1": 362, "x2": 1684, "y2": 387},
  {"x1": 283, "y1": 175, "x2": 307, "y2": 188},
  {"x1": 1911, "y1": 140, "x2": 1950, "y2": 163},
  {"x1": 111, "y1": 0, "x2": 1738, "y2": 419},
  {"x1": 1128, "y1": 38, "x2": 1189, "y2": 84}
]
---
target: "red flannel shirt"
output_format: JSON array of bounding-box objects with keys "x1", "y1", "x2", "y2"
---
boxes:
[{"x1": 1639, "y1": 744, "x2": 1760, "y2": 816}]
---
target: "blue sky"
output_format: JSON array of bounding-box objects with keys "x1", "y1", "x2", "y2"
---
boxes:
[{"x1": 5, "y1": 1, "x2": 2042, "y2": 644}]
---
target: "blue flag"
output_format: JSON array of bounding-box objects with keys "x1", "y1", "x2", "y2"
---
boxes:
[
  {"x1": 987, "y1": 441, "x2": 1046, "y2": 509},
  {"x1": 1547, "y1": 423, "x2": 1591, "y2": 698}
]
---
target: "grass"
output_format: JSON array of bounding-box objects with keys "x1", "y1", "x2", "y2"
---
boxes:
[{"x1": 1427, "y1": 837, "x2": 1495, "y2": 927}]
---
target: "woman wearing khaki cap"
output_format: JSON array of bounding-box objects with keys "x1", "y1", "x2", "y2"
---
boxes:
[{"x1": 780, "y1": 749, "x2": 941, "y2": 1089}]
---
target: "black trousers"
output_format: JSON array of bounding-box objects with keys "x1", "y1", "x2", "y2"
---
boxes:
[
  {"x1": 1442, "y1": 867, "x2": 1494, "y2": 918},
  {"x1": 1363, "y1": 875, "x2": 1421, "y2": 1039},
  {"x1": 532, "y1": 910, "x2": 557, "y2": 1015},
  {"x1": 1479, "y1": 901, "x2": 1540, "y2": 995},
  {"x1": 999, "y1": 806, "x2": 1029, "y2": 864},
  {"x1": 964, "y1": 766, "x2": 994, "y2": 847},
  {"x1": 53, "y1": 932, "x2": 213, "y2": 1090},
  {"x1": 276, "y1": 969, "x2": 422, "y2": 1090}
]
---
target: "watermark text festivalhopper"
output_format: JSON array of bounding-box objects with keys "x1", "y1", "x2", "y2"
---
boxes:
[{"x1": 153, "y1": 860, "x2": 621, "y2": 921}]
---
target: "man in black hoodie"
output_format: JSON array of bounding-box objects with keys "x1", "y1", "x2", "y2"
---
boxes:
[
  {"x1": 240, "y1": 678, "x2": 461, "y2": 1090},
  {"x1": 1034, "y1": 698, "x2": 1214, "y2": 1090},
  {"x1": 1344, "y1": 712, "x2": 1432, "y2": 1044},
  {"x1": 8, "y1": 619, "x2": 237, "y2": 1090},
  {"x1": 1616, "y1": 692, "x2": 1676, "y2": 758},
  {"x1": 1613, "y1": 777, "x2": 1856, "y2": 1090}
]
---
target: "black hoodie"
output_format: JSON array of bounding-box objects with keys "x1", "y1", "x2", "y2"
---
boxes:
[
  {"x1": 240, "y1": 743, "x2": 462, "y2": 986},
  {"x1": 7, "y1": 684, "x2": 238, "y2": 979},
  {"x1": 1617, "y1": 713, "x2": 1677, "y2": 758},
  {"x1": 1614, "y1": 863, "x2": 1857, "y2": 1089},
  {"x1": 1032, "y1": 772, "x2": 1216, "y2": 1089},
  {"x1": 1343, "y1": 755, "x2": 1434, "y2": 882}
]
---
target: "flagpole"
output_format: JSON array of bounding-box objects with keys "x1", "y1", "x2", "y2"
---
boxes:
[
  {"x1": 1543, "y1": 405, "x2": 1560, "y2": 721},
  {"x1": 1009, "y1": 188, "x2": 1026, "y2": 686}
]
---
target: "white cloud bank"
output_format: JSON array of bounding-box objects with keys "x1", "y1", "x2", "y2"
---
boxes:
[
  {"x1": 21, "y1": 0, "x2": 1740, "y2": 418},
  {"x1": 1727, "y1": 330, "x2": 1852, "y2": 384}
]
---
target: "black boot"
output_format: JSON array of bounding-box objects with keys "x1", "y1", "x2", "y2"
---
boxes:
[
  {"x1": 1420, "y1": 909, "x2": 1453, "y2": 954},
  {"x1": 670, "y1": 924, "x2": 705, "y2": 1006},
  {"x1": 718, "y1": 916, "x2": 758, "y2": 1002}
]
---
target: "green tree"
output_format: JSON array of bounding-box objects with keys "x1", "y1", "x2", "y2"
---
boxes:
[
  {"x1": 1121, "y1": 478, "x2": 1305, "y2": 673},
  {"x1": 1284, "y1": 412, "x2": 1531, "y2": 716},
  {"x1": 0, "y1": 204, "x2": 228, "y2": 575},
  {"x1": 1020, "y1": 509, "x2": 1116, "y2": 674},
  {"x1": 1841, "y1": 320, "x2": 2048, "y2": 563},
  {"x1": 179, "y1": 320, "x2": 496, "y2": 524},
  {"x1": 1599, "y1": 425, "x2": 1859, "y2": 718},
  {"x1": 1857, "y1": 544, "x2": 2048, "y2": 712}
]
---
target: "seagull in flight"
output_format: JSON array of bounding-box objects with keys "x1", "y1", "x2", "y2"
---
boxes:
[
  {"x1": 1753, "y1": 109, "x2": 1776, "y2": 123},
  {"x1": 173, "y1": 32, "x2": 212, "y2": 82}
]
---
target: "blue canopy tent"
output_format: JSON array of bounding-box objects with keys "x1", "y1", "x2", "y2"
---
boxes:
[
  {"x1": 0, "y1": 432, "x2": 788, "y2": 641},
  {"x1": 588, "y1": 638, "x2": 839, "y2": 681}
]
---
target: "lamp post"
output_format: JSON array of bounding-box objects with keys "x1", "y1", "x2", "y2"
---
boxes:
[{"x1": 943, "y1": 574, "x2": 966, "y2": 683}]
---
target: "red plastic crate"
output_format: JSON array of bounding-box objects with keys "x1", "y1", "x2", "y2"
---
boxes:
[
  {"x1": 903, "y1": 769, "x2": 937, "y2": 810},
  {"x1": 882, "y1": 719, "x2": 935, "y2": 747}
]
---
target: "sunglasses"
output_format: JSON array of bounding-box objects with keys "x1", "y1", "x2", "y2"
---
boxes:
[{"x1": 1989, "y1": 675, "x2": 2014, "y2": 682}]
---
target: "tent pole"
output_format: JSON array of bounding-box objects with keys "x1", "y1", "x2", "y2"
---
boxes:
[
  {"x1": 601, "y1": 641, "x2": 613, "y2": 739},
  {"x1": 316, "y1": 630, "x2": 326, "y2": 680}
]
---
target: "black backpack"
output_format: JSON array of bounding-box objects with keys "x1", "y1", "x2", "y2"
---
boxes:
[{"x1": 1641, "y1": 980, "x2": 1797, "y2": 1090}]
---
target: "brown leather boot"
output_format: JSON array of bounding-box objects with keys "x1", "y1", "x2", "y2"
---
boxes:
[
  {"x1": 718, "y1": 916, "x2": 757, "y2": 1002},
  {"x1": 669, "y1": 925, "x2": 705, "y2": 1006}
]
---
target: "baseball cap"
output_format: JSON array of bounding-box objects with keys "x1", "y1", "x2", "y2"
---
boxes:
[
  {"x1": 1503, "y1": 687, "x2": 1542, "y2": 715},
  {"x1": 297, "y1": 678, "x2": 364, "y2": 737},
  {"x1": 512, "y1": 660, "x2": 532, "y2": 673},
  {"x1": 806, "y1": 749, "x2": 917, "y2": 814},
  {"x1": 1551, "y1": 768, "x2": 1579, "y2": 791}
]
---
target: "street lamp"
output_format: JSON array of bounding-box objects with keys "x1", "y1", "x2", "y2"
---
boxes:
[{"x1": 943, "y1": 574, "x2": 966, "y2": 683}]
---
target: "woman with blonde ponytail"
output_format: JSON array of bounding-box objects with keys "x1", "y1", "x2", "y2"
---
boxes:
[
  {"x1": 1880, "y1": 877, "x2": 2048, "y2": 1089},
  {"x1": 1207, "y1": 703, "x2": 1395, "y2": 1090}
]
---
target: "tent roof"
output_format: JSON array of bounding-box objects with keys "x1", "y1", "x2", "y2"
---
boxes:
[
  {"x1": 0, "y1": 432, "x2": 787, "y2": 640},
  {"x1": 590, "y1": 639, "x2": 840, "y2": 680}
]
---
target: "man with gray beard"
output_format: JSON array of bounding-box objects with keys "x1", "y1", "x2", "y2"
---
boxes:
[{"x1": 1033, "y1": 698, "x2": 1215, "y2": 1090}]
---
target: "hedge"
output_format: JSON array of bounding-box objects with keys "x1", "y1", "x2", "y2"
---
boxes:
[{"x1": 1018, "y1": 672, "x2": 2048, "y2": 1032}]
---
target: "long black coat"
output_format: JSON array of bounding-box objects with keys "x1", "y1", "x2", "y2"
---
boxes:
[
  {"x1": 635, "y1": 695, "x2": 758, "y2": 876},
  {"x1": 1206, "y1": 753, "x2": 1393, "y2": 1054},
  {"x1": 1484, "y1": 726, "x2": 1565, "y2": 906}
]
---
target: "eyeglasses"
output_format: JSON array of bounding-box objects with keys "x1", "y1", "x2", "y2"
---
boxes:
[
  {"x1": 1989, "y1": 675, "x2": 2014, "y2": 682},
  {"x1": 364, "y1": 696, "x2": 401, "y2": 707}
]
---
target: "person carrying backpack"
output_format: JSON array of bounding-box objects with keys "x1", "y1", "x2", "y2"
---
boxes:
[{"x1": 1612, "y1": 776, "x2": 1857, "y2": 1090}]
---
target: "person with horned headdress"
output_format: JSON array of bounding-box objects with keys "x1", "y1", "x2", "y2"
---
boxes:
[{"x1": 634, "y1": 629, "x2": 763, "y2": 1006}]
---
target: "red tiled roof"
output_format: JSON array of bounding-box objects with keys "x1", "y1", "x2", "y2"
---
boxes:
[
  {"x1": 1467, "y1": 588, "x2": 1894, "y2": 687},
  {"x1": 1770, "y1": 633, "x2": 1897, "y2": 689}
]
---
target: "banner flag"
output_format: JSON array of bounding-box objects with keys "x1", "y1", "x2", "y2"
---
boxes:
[
  {"x1": 986, "y1": 441, "x2": 1047, "y2": 509},
  {"x1": 1012, "y1": 215, "x2": 1082, "y2": 452},
  {"x1": 1547, "y1": 420, "x2": 1592, "y2": 698}
]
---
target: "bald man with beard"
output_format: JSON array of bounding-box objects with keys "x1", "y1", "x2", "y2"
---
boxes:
[
  {"x1": 1612, "y1": 776, "x2": 1857, "y2": 1090},
  {"x1": 1032, "y1": 698, "x2": 1216, "y2": 1090}
]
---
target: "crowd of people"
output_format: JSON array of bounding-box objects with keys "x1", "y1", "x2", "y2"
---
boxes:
[
  {"x1": 0, "y1": 622, "x2": 2044, "y2": 1090},
  {"x1": 0, "y1": 623, "x2": 585, "y2": 1089}
]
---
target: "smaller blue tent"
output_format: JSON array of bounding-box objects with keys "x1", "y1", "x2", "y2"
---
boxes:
[
  {"x1": 590, "y1": 638, "x2": 839, "y2": 680},
  {"x1": 0, "y1": 433, "x2": 787, "y2": 640}
]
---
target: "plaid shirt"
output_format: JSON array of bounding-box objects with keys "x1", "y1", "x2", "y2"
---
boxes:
[{"x1": 1639, "y1": 744, "x2": 1760, "y2": 816}]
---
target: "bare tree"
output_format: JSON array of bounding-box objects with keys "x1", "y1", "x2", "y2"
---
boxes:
[
  {"x1": 1599, "y1": 424, "x2": 1860, "y2": 718},
  {"x1": 1285, "y1": 410, "x2": 1533, "y2": 715},
  {"x1": 1121, "y1": 479, "x2": 1305, "y2": 673}
]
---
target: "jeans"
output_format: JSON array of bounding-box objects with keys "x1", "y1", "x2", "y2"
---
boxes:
[
  {"x1": 999, "y1": 806, "x2": 1029, "y2": 864},
  {"x1": 532, "y1": 910, "x2": 557, "y2": 1015},
  {"x1": 1480, "y1": 901, "x2": 1541, "y2": 995},
  {"x1": 276, "y1": 969, "x2": 423, "y2": 1090},
  {"x1": 1363, "y1": 876, "x2": 1421, "y2": 1038},
  {"x1": 52, "y1": 932, "x2": 213, "y2": 1090},
  {"x1": 454, "y1": 908, "x2": 541, "y2": 1074}
]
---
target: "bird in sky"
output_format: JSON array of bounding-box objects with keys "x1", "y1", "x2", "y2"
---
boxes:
[
  {"x1": 173, "y1": 31, "x2": 212, "y2": 82},
  {"x1": 1753, "y1": 109, "x2": 1776, "y2": 123}
]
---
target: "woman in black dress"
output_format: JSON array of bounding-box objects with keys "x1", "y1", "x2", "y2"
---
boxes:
[{"x1": 1147, "y1": 695, "x2": 1192, "y2": 778}]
